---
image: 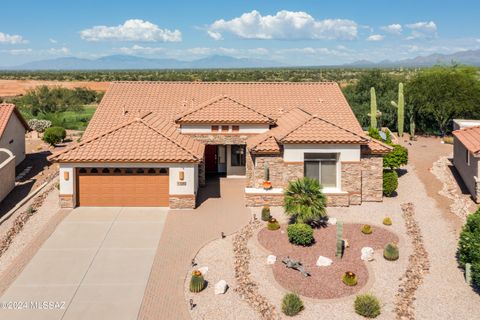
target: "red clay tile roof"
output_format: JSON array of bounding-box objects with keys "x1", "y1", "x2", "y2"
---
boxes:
[
  {"x1": 84, "y1": 81, "x2": 364, "y2": 140},
  {"x1": 362, "y1": 139, "x2": 394, "y2": 155},
  {"x1": 49, "y1": 113, "x2": 204, "y2": 163},
  {"x1": 453, "y1": 126, "x2": 480, "y2": 154},
  {"x1": 0, "y1": 103, "x2": 29, "y2": 139},
  {"x1": 175, "y1": 95, "x2": 274, "y2": 124}
]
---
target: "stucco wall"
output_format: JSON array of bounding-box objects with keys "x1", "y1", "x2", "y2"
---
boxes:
[
  {"x1": 0, "y1": 149, "x2": 15, "y2": 202},
  {"x1": 0, "y1": 114, "x2": 26, "y2": 166},
  {"x1": 453, "y1": 137, "x2": 479, "y2": 198}
]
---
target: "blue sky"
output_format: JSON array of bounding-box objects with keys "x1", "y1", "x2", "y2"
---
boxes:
[{"x1": 0, "y1": 0, "x2": 479, "y2": 66}]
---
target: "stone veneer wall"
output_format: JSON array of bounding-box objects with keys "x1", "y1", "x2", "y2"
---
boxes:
[
  {"x1": 475, "y1": 177, "x2": 480, "y2": 204},
  {"x1": 341, "y1": 161, "x2": 362, "y2": 205},
  {"x1": 59, "y1": 194, "x2": 74, "y2": 208},
  {"x1": 169, "y1": 194, "x2": 196, "y2": 209},
  {"x1": 360, "y1": 155, "x2": 383, "y2": 202},
  {"x1": 198, "y1": 161, "x2": 206, "y2": 187},
  {"x1": 187, "y1": 134, "x2": 251, "y2": 145},
  {"x1": 245, "y1": 193, "x2": 284, "y2": 207},
  {"x1": 246, "y1": 154, "x2": 303, "y2": 189}
]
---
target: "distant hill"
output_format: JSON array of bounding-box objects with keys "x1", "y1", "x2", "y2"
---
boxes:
[
  {"x1": 344, "y1": 49, "x2": 480, "y2": 67},
  {"x1": 2, "y1": 54, "x2": 285, "y2": 70}
]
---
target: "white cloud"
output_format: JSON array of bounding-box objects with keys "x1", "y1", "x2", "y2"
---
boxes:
[
  {"x1": 0, "y1": 32, "x2": 27, "y2": 44},
  {"x1": 1, "y1": 48, "x2": 32, "y2": 55},
  {"x1": 406, "y1": 21, "x2": 437, "y2": 39},
  {"x1": 80, "y1": 19, "x2": 181, "y2": 42},
  {"x1": 207, "y1": 10, "x2": 358, "y2": 40},
  {"x1": 49, "y1": 38, "x2": 58, "y2": 44},
  {"x1": 381, "y1": 24, "x2": 402, "y2": 35},
  {"x1": 1, "y1": 47, "x2": 69, "y2": 56},
  {"x1": 116, "y1": 44, "x2": 166, "y2": 55},
  {"x1": 366, "y1": 34, "x2": 385, "y2": 41},
  {"x1": 47, "y1": 47, "x2": 70, "y2": 55}
]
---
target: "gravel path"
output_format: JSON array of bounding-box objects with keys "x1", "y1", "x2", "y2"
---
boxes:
[{"x1": 188, "y1": 163, "x2": 480, "y2": 319}]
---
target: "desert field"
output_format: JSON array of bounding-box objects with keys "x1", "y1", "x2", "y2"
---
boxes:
[{"x1": 0, "y1": 80, "x2": 109, "y2": 97}]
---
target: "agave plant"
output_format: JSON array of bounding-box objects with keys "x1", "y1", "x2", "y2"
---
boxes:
[{"x1": 283, "y1": 177, "x2": 327, "y2": 224}]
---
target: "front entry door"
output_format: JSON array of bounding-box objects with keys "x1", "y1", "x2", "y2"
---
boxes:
[
  {"x1": 217, "y1": 145, "x2": 226, "y2": 173},
  {"x1": 205, "y1": 145, "x2": 217, "y2": 173}
]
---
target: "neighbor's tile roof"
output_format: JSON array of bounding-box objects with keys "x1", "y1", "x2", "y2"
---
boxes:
[
  {"x1": 49, "y1": 113, "x2": 204, "y2": 163},
  {"x1": 362, "y1": 139, "x2": 394, "y2": 155},
  {"x1": 84, "y1": 81, "x2": 364, "y2": 140},
  {"x1": 0, "y1": 103, "x2": 29, "y2": 139},
  {"x1": 175, "y1": 95, "x2": 274, "y2": 124},
  {"x1": 453, "y1": 126, "x2": 480, "y2": 154}
]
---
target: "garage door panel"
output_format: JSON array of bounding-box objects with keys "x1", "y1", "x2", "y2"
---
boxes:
[{"x1": 77, "y1": 170, "x2": 169, "y2": 207}]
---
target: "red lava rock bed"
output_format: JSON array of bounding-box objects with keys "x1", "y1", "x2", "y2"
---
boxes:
[{"x1": 257, "y1": 223, "x2": 399, "y2": 299}]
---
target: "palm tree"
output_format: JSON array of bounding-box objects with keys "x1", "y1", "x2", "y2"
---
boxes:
[{"x1": 283, "y1": 177, "x2": 327, "y2": 224}]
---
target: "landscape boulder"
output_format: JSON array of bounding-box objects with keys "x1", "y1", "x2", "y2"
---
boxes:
[
  {"x1": 316, "y1": 256, "x2": 333, "y2": 267},
  {"x1": 361, "y1": 247, "x2": 374, "y2": 261},
  {"x1": 214, "y1": 280, "x2": 228, "y2": 295},
  {"x1": 266, "y1": 255, "x2": 277, "y2": 265},
  {"x1": 198, "y1": 266, "x2": 209, "y2": 275}
]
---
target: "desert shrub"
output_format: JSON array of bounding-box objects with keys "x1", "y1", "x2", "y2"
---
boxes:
[
  {"x1": 383, "y1": 170, "x2": 398, "y2": 197},
  {"x1": 458, "y1": 209, "x2": 480, "y2": 287},
  {"x1": 383, "y1": 217, "x2": 392, "y2": 226},
  {"x1": 284, "y1": 177, "x2": 327, "y2": 224},
  {"x1": 354, "y1": 294, "x2": 381, "y2": 318},
  {"x1": 27, "y1": 118, "x2": 51, "y2": 132},
  {"x1": 261, "y1": 206, "x2": 271, "y2": 221},
  {"x1": 383, "y1": 144, "x2": 408, "y2": 169},
  {"x1": 281, "y1": 293, "x2": 304, "y2": 316},
  {"x1": 287, "y1": 223, "x2": 314, "y2": 246},
  {"x1": 361, "y1": 224, "x2": 373, "y2": 234},
  {"x1": 267, "y1": 218, "x2": 280, "y2": 231},
  {"x1": 383, "y1": 243, "x2": 399, "y2": 261},
  {"x1": 42, "y1": 126, "x2": 66, "y2": 145},
  {"x1": 342, "y1": 271, "x2": 358, "y2": 286}
]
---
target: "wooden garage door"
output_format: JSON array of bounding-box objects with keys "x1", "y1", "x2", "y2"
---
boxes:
[{"x1": 77, "y1": 168, "x2": 169, "y2": 207}]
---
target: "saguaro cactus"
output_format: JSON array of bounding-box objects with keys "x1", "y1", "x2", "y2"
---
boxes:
[
  {"x1": 336, "y1": 221, "x2": 344, "y2": 258},
  {"x1": 397, "y1": 83, "x2": 404, "y2": 137},
  {"x1": 369, "y1": 87, "x2": 377, "y2": 130}
]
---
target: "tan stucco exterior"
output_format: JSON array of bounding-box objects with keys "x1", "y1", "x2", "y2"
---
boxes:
[
  {"x1": 0, "y1": 114, "x2": 26, "y2": 166},
  {"x1": 0, "y1": 148, "x2": 15, "y2": 202}
]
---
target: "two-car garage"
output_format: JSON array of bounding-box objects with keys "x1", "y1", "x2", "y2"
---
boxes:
[{"x1": 76, "y1": 167, "x2": 170, "y2": 207}]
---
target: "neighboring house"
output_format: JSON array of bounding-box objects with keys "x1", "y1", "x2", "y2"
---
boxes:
[
  {"x1": 0, "y1": 103, "x2": 29, "y2": 166},
  {"x1": 49, "y1": 82, "x2": 392, "y2": 209},
  {"x1": 0, "y1": 103, "x2": 29, "y2": 202},
  {"x1": 453, "y1": 124, "x2": 480, "y2": 203}
]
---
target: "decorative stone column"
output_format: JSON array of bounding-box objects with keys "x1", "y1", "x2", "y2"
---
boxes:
[{"x1": 361, "y1": 155, "x2": 383, "y2": 202}]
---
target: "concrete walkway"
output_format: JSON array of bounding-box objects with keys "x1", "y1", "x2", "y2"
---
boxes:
[
  {"x1": 138, "y1": 177, "x2": 251, "y2": 320},
  {"x1": 0, "y1": 207, "x2": 168, "y2": 320}
]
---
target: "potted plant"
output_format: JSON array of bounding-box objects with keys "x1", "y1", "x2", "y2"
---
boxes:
[{"x1": 263, "y1": 163, "x2": 272, "y2": 190}]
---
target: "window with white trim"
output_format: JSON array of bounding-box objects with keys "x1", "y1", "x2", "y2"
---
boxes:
[{"x1": 304, "y1": 153, "x2": 338, "y2": 188}]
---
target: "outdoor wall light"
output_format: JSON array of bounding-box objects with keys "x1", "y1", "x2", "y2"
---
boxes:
[
  {"x1": 179, "y1": 170, "x2": 185, "y2": 181},
  {"x1": 64, "y1": 171, "x2": 70, "y2": 181}
]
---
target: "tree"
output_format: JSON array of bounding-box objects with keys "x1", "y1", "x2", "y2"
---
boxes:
[
  {"x1": 283, "y1": 177, "x2": 327, "y2": 224},
  {"x1": 42, "y1": 126, "x2": 66, "y2": 146}
]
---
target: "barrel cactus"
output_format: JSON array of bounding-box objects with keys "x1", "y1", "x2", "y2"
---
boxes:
[
  {"x1": 261, "y1": 205, "x2": 271, "y2": 221},
  {"x1": 267, "y1": 218, "x2": 280, "y2": 231},
  {"x1": 342, "y1": 271, "x2": 358, "y2": 286},
  {"x1": 361, "y1": 224, "x2": 373, "y2": 234},
  {"x1": 189, "y1": 270, "x2": 205, "y2": 293},
  {"x1": 383, "y1": 217, "x2": 392, "y2": 226},
  {"x1": 383, "y1": 243, "x2": 399, "y2": 261}
]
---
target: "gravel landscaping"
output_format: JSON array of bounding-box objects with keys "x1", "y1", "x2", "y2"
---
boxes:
[{"x1": 257, "y1": 223, "x2": 399, "y2": 299}]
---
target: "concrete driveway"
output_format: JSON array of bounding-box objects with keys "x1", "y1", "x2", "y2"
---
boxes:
[{"x1": 0, "y1": 207, "x2": 168, "y2": 320}]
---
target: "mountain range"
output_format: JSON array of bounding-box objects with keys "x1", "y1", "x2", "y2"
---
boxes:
[{"x1": 2, "y1": 49, "x2": 480, "y2": 70}]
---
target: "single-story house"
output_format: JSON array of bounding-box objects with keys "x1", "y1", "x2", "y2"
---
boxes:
[
  {"x1": 49, "y1": 82, "x2": 392, "y2": 209},
  {"x1": 453, "y1": 123, "x2": 480, "y2": 203},
  {"x1": 0, "y1": 103, "x2": 29, "y2": 202}
]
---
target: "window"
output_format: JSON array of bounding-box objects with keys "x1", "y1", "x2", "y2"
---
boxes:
[
  {"x1": 90, "y1": 168, "x2": 98, "y2": 173},
  {"x1": 211, "y1": 125, "x2": 219, "y2": 132},
  {"x1": 221, "y1": 125, "x2": 229, "y2": 132},
  {"x1": 466, "y1": 149, "x2": 471, "y2": 166},
  {"x1": 231, "y1": 145, "x2": 246, "y2": 166},
  {"x1": 304, "y1": 153, "x2": 337, "y2": 188},
  {"x1": 232, "y1": 125, "x2": 239, "y2": 132},
  {"x1": 102, "y1": 168, "x2": 110, "y2": 174},
  {"x1": 113, "y1": 168, "x2": 122, "y2": 173}
]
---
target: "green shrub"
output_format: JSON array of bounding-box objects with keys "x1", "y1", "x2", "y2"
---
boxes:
[
  {"x1": 383, "y1": 144, "x2": 408, "y2": 169},
  {"x1": 383, "y1": 243, "x2": 399, "y2": 261},
  {"x1": 458, "y1": 209, "x2": 480, "y2": 287},
  {"x1": 261, "y1": 206, "x2": 271, "y2": 221},
  {"x1": 383, "y1": 217, "x2": 392, "y2": 226},
  {"x1": 281, "y1": 293, "x2": 304, "y2": 316},
  {"x1": 42, "y1": 126, "x2": 66, "y2": 146},
  {"x1": 287, "y1": 223, "x2": 314, "y2": 246},
  {"x1": 354, "y1": 294, "x2": 381, "y2": 318},
  {"x1": 383, "y1": 170, "x2": 398, "y2": 197},
  {"x1": 342, "y1": 271, "x2": 358, "y2": 286},
  {"x1": 267, "y1": 218, "x2": 280, "y2": 231},
  {"x1": 361, "y1": 224, "x2": 373, "y2": 234}
]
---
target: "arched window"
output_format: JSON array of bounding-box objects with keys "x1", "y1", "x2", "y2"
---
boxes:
[
  {"x1": 136, "y1": 168, "x2": 145, "y2": 174},
  {"x1": 79, "y1": 168, "x2": 87, "y2": 173},
  {"x1": 113, "y1": 168, "x2": 122, "y2": 173},
  {"x1": 148, "y1": 168, "x2": 156, "y2": 174},
  {"x1": 90, "y1": 168, "x2": 98, "y2": 174},
  {"x1": 125, "y1": 168, "x2": 133, "y2": 174},
  {"x1": 159, "y1": 168, "x2": 168, "y2": 174},
  {"x1": 102, "y1": 168, "x2": 110, "y2": 174}
]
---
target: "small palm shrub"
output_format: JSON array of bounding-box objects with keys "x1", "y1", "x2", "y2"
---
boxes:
[
  {"x1": 261, "y1": 206, "x2": 271, "y2": 221},
  {"x1": 287, "y1": 223, "x2": 314, "y2": 246},
  {"x1": 342, "y1": 271, "x2": 358, "y2": 286},
  {"x1": 383, "y1": 243, "x2": 399, "y2": 261},
  {"x1": 361, "y1": 224, "x2": 373, "y2": 234},
  {"x1": 383, "y1": 217, "x2": 392, "y2": 226},
  {"x1": 43, "y1": 126, "x2": 66, "y2": 146},
  {"x1": 281, "y1": 293, "x2": 304, "y2": 316},
  {"x1": 383, "y1": 170, "x2": 398, "y2": 197},
  {"x1": 267, "y1": 218, "x2": 280, "y2": 231},
  {"x1": 189, "y1": 270, "x2": 205, "y2": 293},
  {"x1": 354, "y1": 294, "x2": 381, "y2": 318},
  {"x1": 284, "y1": 177, "x2": 327, "y2": 224},
  {"x1": 458, "y1": 208, "x2": 480, "y2": 287}
]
